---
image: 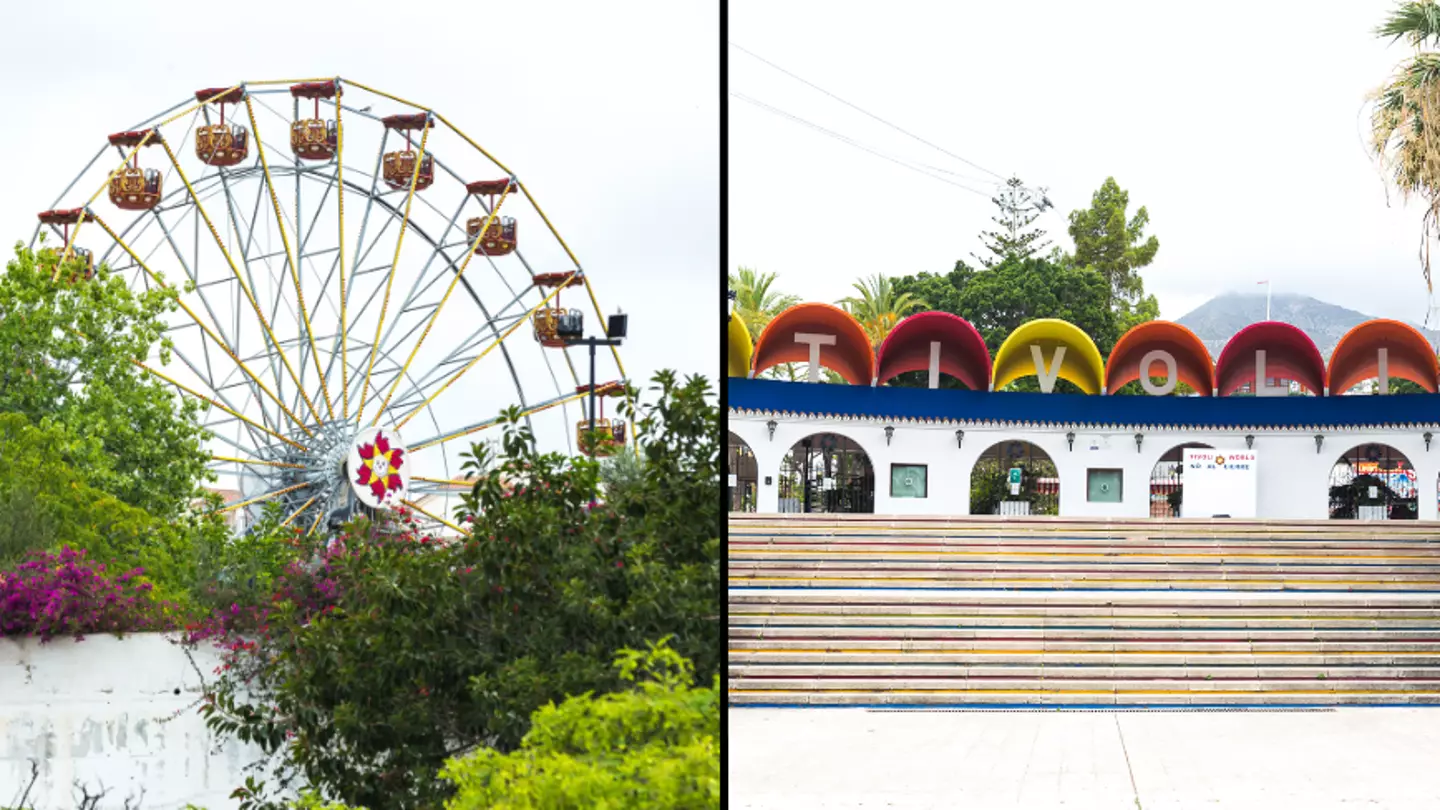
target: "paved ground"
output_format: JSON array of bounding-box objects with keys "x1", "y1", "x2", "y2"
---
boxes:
[{"x1": 729, "y1": 707, "x2": 1440, "y2": 809}]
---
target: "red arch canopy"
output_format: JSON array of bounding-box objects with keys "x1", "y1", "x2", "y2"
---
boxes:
[
  {"x1": 1328, "y1": 319, "x2": 1440, "y2": 394},
  {"x1": 1214, "y1": 321, "x2": 1326, "y2": 396},
  {"x1": 875, "y1": 311, "x2": 991, "y2": 389},
  {"x1": 1105, "y1": 320, "x2": 1214, "y2": 395},
  {"x1": 751, "y1": 303, "x2": 875, "y2": 385}
]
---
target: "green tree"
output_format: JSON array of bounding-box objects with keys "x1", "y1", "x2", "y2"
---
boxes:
[
  {"x1": 954, "y1": 256, "x2": 1120, "y2": 354},
  {"x1": 727, "y1": 267, "x2": 799, "y2": 337},
  {"x1": 0, "y1": 243, "x2": 210, "y2": 518},
  {"x1": 973, "y1": 176, "x2": 1053, "y2": 268},
  {"x1": 1066, "y1": 177, "x2": 1160, "y2": 310},
  {"x1": 440, "y1": 639, "x2": 719, "y2": 810},
  {"x1": 1371, "y1": 0, "x2": 1440, "y2": 288},
  {"x1": 837, "y1": 274, "x2": 927, "y2": 350}
]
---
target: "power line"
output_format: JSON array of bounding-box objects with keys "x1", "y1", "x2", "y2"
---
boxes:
[
  {"x1": 729, "y1": 41, "x2": 1009, "y2": 183},
  {"x1": 731, "y1": 91, "x2": 992, "y2": 197}
]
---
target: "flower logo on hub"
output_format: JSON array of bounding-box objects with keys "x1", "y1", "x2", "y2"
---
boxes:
[{"x1": 348, "y1": 428, "x2": 410, "y2": 508}]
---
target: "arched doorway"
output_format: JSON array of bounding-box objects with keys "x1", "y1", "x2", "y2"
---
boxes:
[
  {"x1": 728, "y1": 432, "x2": 758, "y2": 513},
  {"x1": 1328, "y1": 443, "x2": 1418, "y2": 520},
  {"x1": 778, "y1": 433, "x2": 875, "y2": 514},
  {"x1": 1148, "y1": 442, "x2": 1214, "y2": 518},
  {"x1": 971, "y1": 440, "x2": 1058, "y2": 516}
]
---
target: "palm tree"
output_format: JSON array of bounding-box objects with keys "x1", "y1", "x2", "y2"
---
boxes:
[
  {"x1": 1371, "y1": 1, "x2": 1440, "y2": 290},
  {"x1": 729, "y1": 267, "x2": 800, "y2": 337},
  {"x1": 837, "y1": 274, "x2": 928, "y2": 350}
]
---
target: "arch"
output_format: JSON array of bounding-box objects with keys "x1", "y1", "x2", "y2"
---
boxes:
[
  {"x1": 969, "y1": 440, "x2": 1059, "y2": 516},
  {"x1": 875, "y1": 311, "x2": 992, "y2": 389},
  {"x1": 1327, "y1": 443, "x2": 1417, "y2": 520},
  {"x1": 777, "y1": 432, "x2": 875, "y2": 514},
  {"x1": 991, "y1": 319, "x2": 1105, "y2": 394},
  {"x1": 1147, "y1": 442, "x2": 1215, "y2": 517},
  {"x1": 751, "y1": 303, "x2": 874, "y2": 385},
  {"x1": 1106, "y1": 321, "x2": 1214, "y2": 396},
  {"x1": 727, "y1": 431, "x2": 758, "y2": 513},
  {"x1": 728, "y1": 312, "x2": 754, "y2": 378},
  {"x1": 1213, "y1": 321, "x2": 1326, "y2": 396},
  {"x1": 1328, "y1": 319, "x2": 1440, "y2": 395}
]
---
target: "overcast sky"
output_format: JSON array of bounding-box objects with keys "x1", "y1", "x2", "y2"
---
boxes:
[
  {"x1": 0, "y1": 0, "x2": 717, "y2": 393},
  {"x1": 729, "y1": 0, "x2": 1433, "y2": 328}
]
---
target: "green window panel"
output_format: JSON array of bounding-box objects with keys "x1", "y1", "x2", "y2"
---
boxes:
[{"x1": 891, "y1": 464, "x2": 928, "y2": 499}]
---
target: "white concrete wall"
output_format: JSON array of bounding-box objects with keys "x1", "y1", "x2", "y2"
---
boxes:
[
  {"x1": 730, "y1": 413, "x2": 1440, "y2": 521},
  {"x1": 0, "y1": 633, "x2": 262, "y2": 809}
]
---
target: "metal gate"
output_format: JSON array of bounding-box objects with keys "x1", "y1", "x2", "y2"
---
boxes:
[
  {"x1": 727, "y1": 432, "x2": 759, "y2": 513},
  {"x1": 1148, "y1": 443, "x2": 1213, "y2": 518},
  {"x1": 1328, "y1": 443, "x2": 1418, "y2": 520},
  {"x1": 778, "y1": 433, "x2": 875, "y2": 514}
]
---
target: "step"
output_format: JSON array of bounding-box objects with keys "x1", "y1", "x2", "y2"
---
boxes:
[{"x1": 725, "y1": 690, "x2": 1440, "y2": 706}]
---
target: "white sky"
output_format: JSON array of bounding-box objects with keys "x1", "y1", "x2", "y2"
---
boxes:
[
  {"x1": 728, "y1": 0, "x2": 1433, "y2": 326},
  {"x1": 0, "y1": 0, "x2": 718, "y2": 399}
]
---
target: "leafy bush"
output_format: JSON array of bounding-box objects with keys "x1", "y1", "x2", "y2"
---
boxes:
[
  {"x1": 0, "y1": 547, "x2": 176, "y2": 641},
  {"x1": 440, "y1": 639, "x2": 719, "y2": 810}
]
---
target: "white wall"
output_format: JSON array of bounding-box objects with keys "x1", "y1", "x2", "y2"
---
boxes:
[
  {"x1": 729, "y1": 413, "x2": 1440, "y2": 521},
  {"x1": 0, "y1": 634, "x2": 262, "y2": 809}
]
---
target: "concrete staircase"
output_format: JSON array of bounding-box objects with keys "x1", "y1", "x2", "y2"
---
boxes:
[{"x1": 728, "y1": 514, "x2": 1440, "y2": 706}]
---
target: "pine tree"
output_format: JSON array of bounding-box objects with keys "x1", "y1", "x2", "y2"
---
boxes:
[{"x1": 973, "y1": 176, "x2": 1053, "y2": 268}]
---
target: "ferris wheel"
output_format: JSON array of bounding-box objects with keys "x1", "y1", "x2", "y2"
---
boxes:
[{"x1": 32, "y1": 78, "x2": 631, "y2": 536}]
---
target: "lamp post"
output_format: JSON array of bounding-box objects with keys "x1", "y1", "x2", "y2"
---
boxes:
[{"x1": 564, "y1": 311, "x2": 628, "y2": 458}]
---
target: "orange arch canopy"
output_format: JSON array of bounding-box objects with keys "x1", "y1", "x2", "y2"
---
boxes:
[
  {"x1": 751, "y1": 303, "x2": 874, "y2": 385},
  {"x1": 1214, "y1": 321, "x2": 1326, "y2": 396},
  {"x1": 875, "y1": 311, "x2": 992, "y2": 389},
  {"x1": 1329, "y1": 318, "x2": 1440, "y2": 394},
  {"x1": 1106, "y1": 321, "x2": 1214, "y2": 395}
]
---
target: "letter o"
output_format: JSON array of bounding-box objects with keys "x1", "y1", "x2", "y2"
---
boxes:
[{"x1": 1139, "y1": 350, "x2": 1178, "y2": 396}]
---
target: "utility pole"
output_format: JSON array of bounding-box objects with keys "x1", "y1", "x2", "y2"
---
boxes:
[{"x1": 1258, "y1": 280, "x2": 1271, "y2": 321}]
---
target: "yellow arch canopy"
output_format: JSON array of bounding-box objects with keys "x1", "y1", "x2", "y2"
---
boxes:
[
  {"x1": 991, "y1": 318, "x2": 1105, "y2": 394},
  {"x1": 728, "y1": 312, "x2": 754, "y2": 377}
]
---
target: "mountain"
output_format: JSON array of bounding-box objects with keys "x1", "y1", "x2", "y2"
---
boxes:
[{"x1": 1174, "y1": 292, "x2": 1440, "y2": 360}]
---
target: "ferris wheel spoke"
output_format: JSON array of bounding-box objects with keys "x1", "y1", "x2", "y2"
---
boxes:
[
  {"x1": 357, "y1": 119, "x2": 432, "y2": 424},
  {"x1": 244, "y1": 95, "x2": 334, "y2": 422},
  {"x1": 216, "y1": 168, "x2": 289, "y2": 418},
  {"x1": 391, "y1": 276, "x2": 573, "y2": 431},
  {"x1": 406, "y1": 387, "x2": 593, "y2": 452},
  {"x1": 159, "y1": 137, "x2": 324, "y2": 429}
]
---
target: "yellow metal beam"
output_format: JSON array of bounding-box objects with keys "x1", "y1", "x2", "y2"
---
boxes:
[
  {"x1": 409, "y1": 389, "x2": 589, "y2": 451},
  {"x1": 394, "y1": 274, "x2": 574, "y2": 431},
  {"x1": 400, "y1": 498, "x2": 471, "y2": 537},
  {"x1": 335, "y1": 77, "x2": 350, "y2": 419},
  {"x1": 243, "y1": 94, "x2": 335, "y2": 421},
  {"x1": 212, "y1": 455, "x2": 305, "y2": 470},
  {"x1": 157, "y1": 136, "x2": 324, "y2": 427},
  {"x1": 218, "y1": 482, "x2": 310, "y2": 514},
  {"x1": 281, "y1": 495, "x2": 321, "y2": 528},
  {"x1": 358, "y1": 119, "x2": 432, "y2": 424},
  {"x1": 90, "y1": 213, "x2": 315, "y2": 437},
  {"x1": 133, "y1": 359, "x2": 306, "y2": 451},
  {"x1": 371, "y1": 182, "x2": 514, "y2": 427}
]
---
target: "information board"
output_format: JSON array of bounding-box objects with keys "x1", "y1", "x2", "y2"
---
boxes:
[{"x1": 1181, "y1": 449, "x2": 1258, "y2": 518}]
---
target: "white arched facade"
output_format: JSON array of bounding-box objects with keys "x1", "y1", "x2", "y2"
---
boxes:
[{"x1": 729, "y1": 411, "x2": 1440, "y2": 521}]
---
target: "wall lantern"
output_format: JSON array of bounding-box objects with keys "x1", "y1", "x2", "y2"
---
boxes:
[
  {"x1": 1314, "y1": 434, "x2": 1324, "y2": 454},
  {"x1": 1245, "y1": 434, "x2": 1255, "y2": 450},
  {"x1": 1066, "y1": 431, "x2": 1076, "y2": 451},
  {"x1": 955, "y1": 429, "x2": 964, "y2": 450},
  {"x1": 1134, "y1": 433, "x2": 1144, "y2": 453},
  {"x1": 1427, "y1": 432, "x2": 1434, "y2": 452},
  {"x1": 884, "y1": 425, "x2": 895, "y2": 446},
  {"x1": 766, "y1": 420, "x2": 777, "y2": 441}
]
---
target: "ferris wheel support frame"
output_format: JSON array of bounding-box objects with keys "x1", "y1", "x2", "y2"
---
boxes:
[{"x1": 34, "y1": 77, "x2": 634, "y2": 533}]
